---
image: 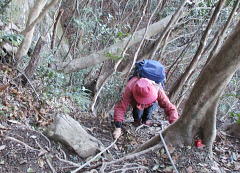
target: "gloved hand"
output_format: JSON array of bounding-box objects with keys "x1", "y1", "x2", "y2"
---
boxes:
[{"x1": 113, "y1": 128, "x2": 121, "y2": 139}]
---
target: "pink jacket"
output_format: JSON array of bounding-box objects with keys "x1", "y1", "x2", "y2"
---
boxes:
[{"x1": 114, "y1": 77, "x2": 179, "y2": 123}]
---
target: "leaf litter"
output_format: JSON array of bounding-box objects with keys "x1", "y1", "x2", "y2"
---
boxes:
[{"x1": 0, "y1": 64, "x2": 239, "y2": 172}]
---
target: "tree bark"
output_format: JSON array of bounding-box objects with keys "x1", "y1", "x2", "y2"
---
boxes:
[
  {"x1": 168, "y1": 0, "x2": 226, "y2": 104},
  {"x1": 15, "y1": 0, "x2": 47, "y2": 64},
  {"x1": 135, "y1": 18, "x2": 240, "y2": 152},
  {"x1": 24, "y1": 37, "x2": 46, "y2": 79},
  {"x1": 52, "y1": 15, "x2": 173, "y2": 73},
  {"x1": 148, "y1": 0, "x2": 186, "y2": 59}
]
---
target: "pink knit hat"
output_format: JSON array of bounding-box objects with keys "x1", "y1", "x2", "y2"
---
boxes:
[{"x1": 132, "y1": 78, "x2": 158, "y2": 104}]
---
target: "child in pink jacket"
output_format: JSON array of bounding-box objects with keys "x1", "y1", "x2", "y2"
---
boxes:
[{"x1": 113, "y1": 77, "x2": 179, "y2": 139}]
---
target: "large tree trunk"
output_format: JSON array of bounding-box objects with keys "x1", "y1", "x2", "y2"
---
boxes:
[
  {"x1": 135, "y1": 19, "x2": 240, "y2": 153},
  {"x1": 52, "y1": 15, "x2": 173, "y2": 73}
]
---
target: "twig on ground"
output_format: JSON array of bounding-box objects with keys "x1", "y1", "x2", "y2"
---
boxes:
[
  {"x1": 0, "y1": 124, "x2": 10, "y2": 130},
  {"x1": 5, "y1": 136, "x2": 40, "y2": 152},
  {"x1": 159, "y1": 131, "x2": 179, "y2": 173},
  {"x1": 59, "y1": 145, "x2": 67, "y2": 160},
  {"x1": 135, "y1": 124, "x2": 149, "y2": 132},
  {"x1": 109, "y1": 165, "x2": 148, "y2": 173},
  {"x1": 220, "y1": 131, "x2": 240, "y2": 140},
  {"x1": 100, "y1": 144, "x2": 162, "y2": 173},
  {"x1": 34, "y1": 139, "x2": 48, "y2": 156},
  {"x1": 46, "y1": 155, "x2": 57, "y2": 173},
  {"x1": 55, "y1": 154, "x2": 81, "y2": 167},
  {"x1": 71, "y1": 139, "x2": 118, "y2": 173}
]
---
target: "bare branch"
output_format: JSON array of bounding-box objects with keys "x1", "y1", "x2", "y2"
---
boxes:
[
  {"x1": 71, "y1": 139, "x2": 117, "y2": 173},
  {"x1": 148, "y1": 0, "x2": 187, "y2": 59},
  {"x1": 5, "y1": 136, "x2": 40, "y2": 152},
  {"x1": 21, "y1": 0, "x2": 61, "y2": 35},
  {"x1": 51, "y1": 9, "x2": 64, "y2": 49},
  {"x1": 169, "y1": 0, "x2": 226, "y2": 103},
  {"x1": 159, "y1": 132, "x2": 179, "y2": 173}
]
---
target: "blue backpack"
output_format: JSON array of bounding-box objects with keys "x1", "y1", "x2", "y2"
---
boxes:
[{"x1": 133, "y1": 59, "x2": 166, "y2": 87}]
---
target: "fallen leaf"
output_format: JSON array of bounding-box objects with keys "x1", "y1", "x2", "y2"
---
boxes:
[
  {"x1": 163, "y1": 166, "x2": 174, "y2": 172},
  {"x1": 186, "y1": 166, "x2": 193, "y2": 173},
  {"x1": 0, "y1": 160, "x2": 5, "y2": 165},
  {"x1": 19, "y1": 159, "x2": 27, "y2": 164},
  {"x1": 27, "y1": 167, "x2": 35, "y2": 173},
  {"x1": 38, "y1": 158, "x2": 45, "y2": 168},
  {"x1": 167, "y1": 145, "x2": 175, "y2": 153},
  {"x1": 152, "y1": 164, "x2": 160, "y2": 171},
  {"x1": 0, "y1": 84, "x2": 9, "y2": 92},
  {"x1": 0, "y1": 124, "x2": 8, "y2": 130},
  {"x1": 0, "y1": 145, "x2": 6, "y2": 151},
  {"x1": 7, "y1": 120, "x2": 22, "y2": 125},
  {"x1": 10, "y1": 88, "x2": 18, "y2": 95},
  {"x1": 234, "y1": 162, "x2": 240, "y2": 170}
]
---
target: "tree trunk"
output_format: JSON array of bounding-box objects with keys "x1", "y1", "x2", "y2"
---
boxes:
[
  {"x1": 24, "y1": 37, "x2": 46, "y2": 79},
  {"x1": 135, "y1": 18, "x2": 240, "y2": 153},
  {"x1": 52, "y1": 15, "x2": 172, "y2": 73},
  {"x1": 168, "y1": 0, "x2": 226, "y2": 104},
  {"x1": 15, "y1": 0, "x2": 61, "y2": 65},
  {"x1": 15, "y1": 0, "x2": 47, "y2": 64}
]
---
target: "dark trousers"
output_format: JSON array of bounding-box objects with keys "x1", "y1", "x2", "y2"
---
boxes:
[{"x1": 132, "y1": 103, "x2": 157, "y2": 122}]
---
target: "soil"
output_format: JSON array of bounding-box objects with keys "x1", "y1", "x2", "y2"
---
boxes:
[
  {"x1": 0, "y1": 65, "x2": 239, "y2": 173},
  {"x1": 0, "y1": 111, "x2": 239, "y2": 173}
]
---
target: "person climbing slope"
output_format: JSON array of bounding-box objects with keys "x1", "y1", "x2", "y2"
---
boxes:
[{"x1": 113, "y1": 60, "x2": 179, "y2": 139}]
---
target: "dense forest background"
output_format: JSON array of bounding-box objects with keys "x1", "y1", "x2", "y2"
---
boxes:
[{"x1": 0, "y1": 0, "x2": 239, "y2": 172}]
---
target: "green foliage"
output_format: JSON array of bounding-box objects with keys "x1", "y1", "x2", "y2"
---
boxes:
[
  {"x1": 0, "y1": 32, "x2": 23, "y2": 47},
  {"x1": 105, "y1": 52, "x2": 122, "y2": 60},
  {"x1": 37, "y1": 65, "x2": 91, "y2": 112},
  {"x1": 229, "y1": 112, "x2": 240, "y2": 124},
  {"x1": 219, "y1": 72, "x2": 240, "y2": 122},
  {"x1": 116, "y1": 31, "x2": 129, "y2": 39},
  {"x1": 0, "y1": 0, "x2": 11, "y2": 13},
  {"x1": 96, "y1": 72, "x2": 124, "y2": 114},
  {"x1": 226, "y1": 0, "x2": 238, "y2": 6}
]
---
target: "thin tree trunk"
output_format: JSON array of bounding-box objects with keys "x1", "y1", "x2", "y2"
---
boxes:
[
  {"x1": 148, "y1": 0, "x2": 187, "y2": 59},
  {"x1": 168, "y1": 0, "x2": 226, "y2": 103},
  {"x1": 51, "y1": 9, "x2": 64, "y2": 49},
  {"x1": 15, "y1": 0, "x2": 47, "y2": 64},
  {"x1": 135, "y1": 18, "x2": 240, "y2": 153},
  {"x1": 204, "y1": 0, "x2": 239, "y2": 66},
  {"x1": 24, "y1": 37, "x2": 46, "y2": 79}
]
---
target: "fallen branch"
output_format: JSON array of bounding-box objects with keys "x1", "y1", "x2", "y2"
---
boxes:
[
  {"x1": 100, "y1": 144, "x2": 162, "y2": 173},
  {"x1": 55, "y1": 155, "x2": 81, "y2": 167},
  {"x1": 5, "y1": 136, "x2": 40, "y2": 152},
  {"x1": 46, "y1": 155, "x2": 57, "y2": 173},
  {"x1": 135, "y1": 124, "x2": 148, "y2": 132},
  {"x1": 109, "y1": 165, "x2": 148, "y2": 173},
  {"x1": 71, "y1": 139, "x2": 118, "y2": 173},
  {"x1": 159, "y1": 131, "x2": 179, "y2": 173}
]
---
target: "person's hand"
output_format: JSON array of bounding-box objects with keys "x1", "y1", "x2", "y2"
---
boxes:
[{"x1": 113, "y1": 128, "x2": 121, "y2": 139}]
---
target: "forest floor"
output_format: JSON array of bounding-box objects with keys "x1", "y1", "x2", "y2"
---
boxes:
[{"x1": 0, "y1": 64, "x2": 240, "y2": 173}]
